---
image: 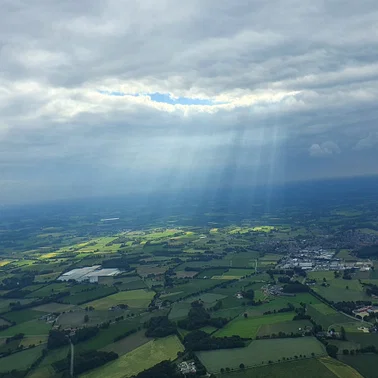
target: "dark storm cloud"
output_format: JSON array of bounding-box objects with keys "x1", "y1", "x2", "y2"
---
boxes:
[{"x1": 1, "y1": 0, "x2": 378, "y2": 203}]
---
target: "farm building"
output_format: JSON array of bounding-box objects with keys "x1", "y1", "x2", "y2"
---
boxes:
[{"x1": 58, "y1": 266, "x2": 121, "y2": 282}]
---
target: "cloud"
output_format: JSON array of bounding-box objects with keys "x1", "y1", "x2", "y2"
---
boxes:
[
  {"x1": 354, "y1": 132, "x2": 378, "y2": 150},
  {"x1": 1, "y1": 0, "x2": 378, "y2": 203},
  {"x1": 309, "y1": 141, "x2": 341, "y2": 157}
]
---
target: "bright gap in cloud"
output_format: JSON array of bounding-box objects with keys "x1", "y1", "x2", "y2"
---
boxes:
[{"x1": 97, "y1": 90, "x2": 223, "y2": 106}]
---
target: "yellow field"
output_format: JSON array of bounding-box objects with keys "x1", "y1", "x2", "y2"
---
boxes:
[
  {"x1": 39, "y1": 252, "x2": 58, "y2": 259},
  {"x1": 0, "y1": 260, "x2": 11, "y2": 267},
  {"x1": 319, "y1": 356, "x2": 364, "y2": 378}
]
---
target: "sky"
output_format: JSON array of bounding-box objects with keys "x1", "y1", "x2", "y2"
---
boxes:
[{"x1": 1, "y1": 0, "x2": 378, "y2": 204}]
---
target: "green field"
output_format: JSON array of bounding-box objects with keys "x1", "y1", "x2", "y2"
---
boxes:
[
  {"x1": 0, "y1": 345, "x2": 45, "y2": 372},
  {"x1": 81, "y1": 335, "x2": 184, "y2": 378},
  {"x1": 319, "y1": 356, "x2": 364, "y2": 378},
  {"x1": 307, "y1": 304, "x2": 351, "y2": 329},
  {"x1": 75, "y1": 319, "x2": 140, "y2": 352},
  {"x1": 160, "y1": 279, "x2": 223, "y2": 301},
  {"x1": 0, "y1": 319, "x2": 52, "y2": 336},
  {"x1": 101, "y1": 330, "x2": 151, "y2": 356},
  {"x1": 62, "y1": 285, "x2": 117, "y2": 305},
  {"x1": 183, "y1": 293, "x2": 226, "y2": 305},
  {"x1": 84, "y1": 289, "x2": 155, "y2": 310},
  {"x1": 197, "y1": 337, "x2": 326, "y2": 372},
  {"x1": 0, "y1": 299, "x2": 34, "y2": 314},
  {"x1": 346, "y1": 333, "x2": 378, "y2": 348},
  {"x1": 340, "y1": 355, "x2": 378, "y2": 378},
  {"x1": 310, "y1": 303, "x2": 338, "y2": 315},
  {"x1": 3, "y1": 309, "x2": 45, "y2": 324},
  {"x1": 257, "y1": 320, "x2": 312, "y2": 337},
  {"x1": 217, "y1": 358, "x2": 339, "y2": 378},
  {"x1": 32, "y1": 302, "x2": 76, "y2": 313},
  {"x1": 215, "y1": 313, "x2": 295, "y2": 339},
  {"x1": 39, "y1": 346, "x2": 70, "y2": 367},
  {"x1": 26, "y1": 283, "x2": 70, "y2": 298},
  {"x1": 312, "y1": 279, "x2": 370, "y2": 302},
  {"x1": 168, "y1": 302, "x2": 191, "y2": 320}
]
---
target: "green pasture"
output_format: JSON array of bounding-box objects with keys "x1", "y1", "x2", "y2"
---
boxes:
[
  {"x1": 81, "y1": 335, "x2": 184, "y2": 378},
  {"x1": 84, "y1": 289, "x2": 155, "y2": 310},
  {"x1": 214, "y1": 313, "x2": 295, "y2": 339},
  {"x1": 217, "y1": 358, "x2": 339, "y2": 378},
  {"x1": 0, "y1": 345, "x2": 45, "y2": 372},
  {"x1": 197, "y1": 337, "x2": 326, "y2": 372},
  {"x1": 0, "y1": 319, "x2": 52, "y2": 337}
]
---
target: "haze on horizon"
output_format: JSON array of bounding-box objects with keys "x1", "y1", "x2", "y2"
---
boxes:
[{"x1": 1, "y1": 0, "x2": 378, "y2": 204}]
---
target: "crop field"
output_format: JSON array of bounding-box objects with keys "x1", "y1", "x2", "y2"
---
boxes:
[
  {"x1": 183, "y1": 293, "x2": 226, "y2": 305},
  {"x1": 28, "y1": 366, "x2": 56, "y2": 378},
  {"x1": 56, "y1": 308, "x2": 127, "y2": 328},
  {"x1": 101, "y1": 330, "x2": 151, "y2": 356},
  {"x1": 340, "y1": 355, "x2": 378, "y2": 378},
  {"x1": 214, "y1": 313, "x2": 295, "y2": 339},
  {"x1": 137, "y1": 265, "x2": 168, "y2": 277},
  {"x1": 257, "y1": 320, "x2": 312, "y2": 337},
  {"x1": 0, "y1": 299, "x2": 33, "y2": 314},
  {"x1": 307, "y1": 304, "x2": 351, "y2": 329},
  {"x1": 75, "y1": 319, "x2": 140, "y2": 352},
  {"x1": 33, "y1": 272, "x2": 61, "y2": 282},
  {"x1": 197, "y1": 268, "x2": 228, "y2": 278},
  {"x1": 0, "y1": 260, "x2": 12, "y2": 267},
  {"x1": 319, "y1": 356, "x2": 364, "y2": 378},
  {"x1": 20, "y1": 335, "x2": 48, "y2": 347},
  {"x1": 312, "y1": 280, "x2": 370, "y2": 302},
  {"x1": 115, "y1": 279, "x2": 147, "y2": 291},
  {"x1": 0, "y1": 345, "x2": 45, "y2": 372},
  {"x1": 212, "y1": 268, "x2": 255, "y2": 280},
  {"x1": 62, "y1": 285, "x2": 117, "y2": 305},
  {"x1": 26, "y1": 283, "x2": 70, "y2": 298},
  {"x1": 310, "y1": 303, "x2": 338, "y2": 315},
  {"x1": 168, "y1": 302, "x2": 191, "y2": 320},
  {"x1": 307, "y1": 271, "x2": 338, "y2": 281},
  {"x1": 32, "y1": 302, "x2": 76, "y2": 312},
  {"x1": 84, "y1": 289, "x2": 154, "y2": 310},
  {"x1": 39, "y1": 346, "x2": 70, "y2": 367},
  {"x1": 3, "y1": 309, "x2": 45, "y2": 323},
  {"x1": 197, "y1": 337, "x2": 326, "y2": 372},
  {"x1": 217, "y1": 358, "x2": 339, "y2": 378},
  {"x1": 160, "y1": 279, "x2": 223, "y2": 301},
  {"x1": 0, "y1": 319, "x2": 52, "y2": 337},
  {"x1": 347, "y1": 333, "x2": 378, "y2": 348},
  {"x1": 329, "y1": 340, "x2": 360, "y2": 353},
  {"x1": 81, "y1": 335, "x2": 184, "y2": 378}
]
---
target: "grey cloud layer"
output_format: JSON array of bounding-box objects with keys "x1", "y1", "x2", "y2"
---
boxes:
[{"x1": 1, "y1": 0, "x2": 378, "y2": 203}]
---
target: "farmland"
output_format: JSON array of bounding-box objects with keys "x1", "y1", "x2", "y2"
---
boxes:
[
  {"x1": 2, "y1": 179, "x2": 378, "y2": 377},
  {"x1": 0, "y1": 345, "x2": 45, "y2": 372},
  {"x1": 81, "y1": 335, "x2": 184, "y2": 378},
  {"x1": 217, "y1": 358, "x2": 340, "y2": 378},
  {"x1": 215, "y1": 313, "x2": 296, "y2": 339},
  {"x1": 85, "y1": 289, "x2": 155, "y2": 310},
  {"x1": 197, "y1": 337, "x2": 327, "y2": 372}
]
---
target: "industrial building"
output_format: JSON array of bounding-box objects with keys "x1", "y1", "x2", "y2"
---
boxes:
[{"x1": 58, "y1": 266, "x2": 121, "y2": 282}]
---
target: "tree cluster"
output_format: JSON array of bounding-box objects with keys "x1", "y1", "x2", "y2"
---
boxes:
[
  {"x1": 183, "y1": 330, "x2": 246, "y2": 351},
  {"x1": 145, "y1": 316, "x2": 176, "y2": 338},
  {"x1": 177, "y1": 301, "x2": 228, "y2": 330},
  {"x1": 71, "y1": 326, "x2": 99, "y2": 344},
  {"x1": 132, "y1": 360, "x2": 179, "y2": 378},
  {"x1": 283, "y1": 282, "x2": 310, "y2": 293},
  {"x1": 355, "y1": 244, "x2": 378, "y2": 258},
  {"x1": 47, "y1": 330, "x2": 69, "y2": 350}
]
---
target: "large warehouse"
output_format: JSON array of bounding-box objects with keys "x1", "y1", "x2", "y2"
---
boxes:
[{"x1": 58, "y1": 265, "x2": 121, "y2": 283}]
